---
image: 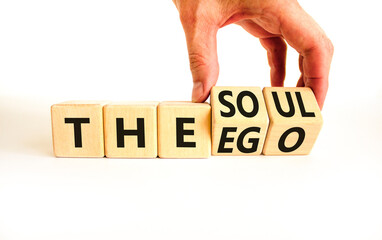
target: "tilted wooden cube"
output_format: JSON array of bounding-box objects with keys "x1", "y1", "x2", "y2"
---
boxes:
[
  {"x1": 103, "y1": 102, "x2": 158, "y2": 158},
  {"x1": 262, "y1": 87, "x2": 323, "y2": 155},
  {"x1": 157, "y1": 102, "x2": 211, "y2": 158},
  {"x1": 51, "y1": 101, "x2": 106, "y2": 157},
  {"x1": 211, "y1": 86, "x2": 269, "y2": 155}
]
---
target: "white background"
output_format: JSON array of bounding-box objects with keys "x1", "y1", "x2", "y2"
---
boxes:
[{"x1": 1, "y1": 0, "x2": 382, "y2": 239}]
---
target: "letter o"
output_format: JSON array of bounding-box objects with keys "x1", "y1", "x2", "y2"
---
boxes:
[
  {"x1": 278, "y1": 127, "x2": 305, "y2": 153},
  {"x1": 236, "y1": 91, "x2": 259, "y2": 118}
]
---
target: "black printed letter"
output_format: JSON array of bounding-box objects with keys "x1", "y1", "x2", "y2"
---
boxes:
[
  {"x1": 65, "y1": 118, "x2": 90, "y2": 148},
  {"x1": 296, "y1": 92, "x2": 315, "y2": 117},
  {"x1": 217, "y1": 127, "x2": 237, "y2": 153},
  {"x1": 219, "y1": 90, "x2": 235, "y2": 117},
  {"x1": 278, "y1": 127, "x2": 305, "y2": 152},
  {"x1": 237, "y1": 127, "x2": 260, "y2": 153},
  {"x1": 272, "y1": 91, "x2": 295, "y2": 117},
  {"x1": 116, "y1": 118, "x2": 145, "y2": 148},
  {"x1": 176, "y1": 118, "x2": 196, "y2": 148},
  {"x1": 237, "y1": 91, "x2": 259, "y2": 118}
]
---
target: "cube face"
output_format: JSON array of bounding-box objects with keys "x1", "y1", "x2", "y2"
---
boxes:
[
  {"x1": 262, "y1": 87, "x2": 323, "y2": 155},
  {"x1": 158, "y1": 102, "x2": 211, "y2": 158},
  {"x1": 211, "y1": 87, "x2": 269, "y2": 155},
  {"x1": 51, "y1": 101, "x2": 105, "y2": 157},
  {"x1": 103, "y1": 102, "x2": 158, "y2": 158}
]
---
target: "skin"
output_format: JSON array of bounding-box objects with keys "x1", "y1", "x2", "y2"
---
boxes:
[{"x1": 172, "y1": 0, "x2": 333, "y2": 109}]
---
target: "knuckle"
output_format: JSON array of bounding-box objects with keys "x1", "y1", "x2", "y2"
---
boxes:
[
  {"x1": 188, "y1": 52, "x2": 208, "y2": 70},
  {"x1": 319, "y1": 36, "x2": 334, "y2": 57},
  {"x1": 326, "y1": 38, "x2": 334, "y2": 56},
  {"x1": 307, "y1": 35, "x2": 334, "y2": 59}
]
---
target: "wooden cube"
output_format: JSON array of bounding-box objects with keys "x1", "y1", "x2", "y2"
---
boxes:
[
  {"x1": 262, "y1": 87, "x2": 323, "y2": 155},
  {"x1": 158, "y1": 102, "x2": 211, "y2": 158},
  {"x1": 51, "y1": 101, "x2": 106, "y2": 157},
  {"x1": 103, "y1": 102, "x2": 158, "y2": 158},
  {"x1": 210, "y1": 86, "x2": 269, "y2": 155}
]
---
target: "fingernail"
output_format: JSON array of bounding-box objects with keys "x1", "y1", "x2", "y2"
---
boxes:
[{"x1": 192, "y1": 82, "x2": 203, "y2": 103}]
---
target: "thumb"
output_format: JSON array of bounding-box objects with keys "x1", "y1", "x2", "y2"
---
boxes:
[{"x1": 182, "y1": 20, "x2": 219, "y2": 102}]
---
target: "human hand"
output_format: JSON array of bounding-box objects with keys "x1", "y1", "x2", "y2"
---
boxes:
[{"x1": 172, "y1": 0, "x2": 333, "y2": 109}]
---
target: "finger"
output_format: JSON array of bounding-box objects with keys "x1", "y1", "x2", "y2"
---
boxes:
[
  {"x1": 180, "y1": 14, "x2": 219, "y2": 103},
  {"x1": 260, "y1": 37, "x2": 287, "y2": 87},
  {"x1": 279, "y1": 3, "x2": 334, "y2": 109},
  {"x1": 296, "y1": 55, "x2": 304, "y2": 87},
  {"x1": 301, "y1": 45, "x2": 332, "y2": 110}
]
